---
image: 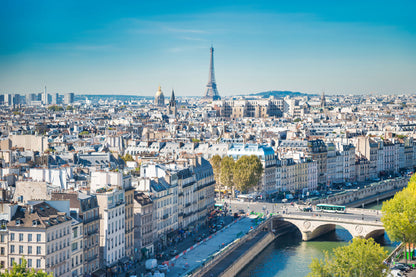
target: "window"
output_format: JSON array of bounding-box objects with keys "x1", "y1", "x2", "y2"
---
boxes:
[
  {"x1": 37, "y1": 246, "x2": 41, "y2": 255},
  {"x1": 0, "y1": 235, "x2": 3, "y2": 242},
  {"x1": 28, "y1": 246, "x2": 32, "y2": 254},
  {"x1": 19, "y1": 233, "x2": 23, "y2": 241},
  {"x1": 36, "y1": 259, "x2": 41, "y2": 268},
  {"x1": 10, "y1": 245, "x2": 15, "y2": 253},
  {"x1": 37, "y1": 234, "x2": 41, "y2": 242},
  {"x1": 10, "y1": 258, "x2": 14, "y2": 265},
  {"x1": 0, "y1": 247, "x2": 4, "y2": 255},
  {"x1": 27, "y1": 259, "x2": 32, "y2": 267},
  {"x1": 28, "y1": 234, "x2": 32, "y2": 242},
  {"x1": 19, "y1": 245, "x2": 23, "y2": 254},
  {"x1": 10, "y1": 233, "x2": 14, "y2": 241}
]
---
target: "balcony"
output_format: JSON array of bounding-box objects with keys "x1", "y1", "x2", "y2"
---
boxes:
[
  {"x1": 87, "y1": 254, "x2": 98, "y2": 262},
  {"x1": 87, "y1": 228, "x2": 99, "y2": 235}
]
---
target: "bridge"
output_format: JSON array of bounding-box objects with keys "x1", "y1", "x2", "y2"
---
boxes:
[
  {"x1": 272, "y1": 210, "x2": 384, "y2": 241},
  {"x1": 227, "y1": 200, "x2": 385, "y2": 241}
]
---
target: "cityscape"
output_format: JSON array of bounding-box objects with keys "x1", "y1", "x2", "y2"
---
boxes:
[{"x1": 1, "y1": 1, "x2": 416, "y2": 277}]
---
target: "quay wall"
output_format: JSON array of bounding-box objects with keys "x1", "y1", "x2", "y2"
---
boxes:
[
  {"x1": 310, "y1": 177, "x2": 409, "y2": 207},
  {"x1": 220, "y1": 232, "x2": 276, "y2": 277}
]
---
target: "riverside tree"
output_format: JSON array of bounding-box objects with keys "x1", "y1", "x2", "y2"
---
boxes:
[
  {"x1": 308, "y1": 238, "x2": 388, "y2": 277},
  {"x1": 210, "y1": 155, "x2": 222, "y2": 190},
  {"x1": 381, "y1": 174, "x2": 416, "y2": 244},
  {"x1": 233, "y1": 155, "x2": 263, "y2": 194},
  {"x1": 3, "y1": 258, "x2": 53, "y2": 277},
  {"x1": 220, "y1": 156, "x2": 235, "y2": 191}
]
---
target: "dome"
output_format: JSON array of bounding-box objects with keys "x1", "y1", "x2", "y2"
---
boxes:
[
  {"x1": 155, "y1": 86, "x2": 163, "y2": 97},
  {"x1": 154, "y1": 86, "x2": 165, "y2": 106}
]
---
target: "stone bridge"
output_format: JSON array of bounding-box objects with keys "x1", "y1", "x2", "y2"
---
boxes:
[{"x1": 271, "y1": 212, "x2": 385, "y2": 241}]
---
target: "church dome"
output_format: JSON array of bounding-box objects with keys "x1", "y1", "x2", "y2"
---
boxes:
[
  {"x1": 154, "y1": 86, "x2": 165, "y2": 106},
  {"x1": 155, "y1": 86, "x2": 163, "y2": 97}
]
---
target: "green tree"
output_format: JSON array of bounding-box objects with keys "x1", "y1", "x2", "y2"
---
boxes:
[
  {"x1": 308, "y1": 238, "x2": 388, "y2": 277},
  {"x1": 121, "y1": 153, "x2": 134, "y2": 162},
  {"x1": 3, "y1": 257, "x2": 53, "y2": 276},
  {"x1": 381, "y1": 174, "x2": 416, "y2": 244},
  {"x1": 220, "y1": 156, "x2": 235, "y2": 191},
  {"x1": 233, "y1": 155, "x2": 263, "y2": 194},
  {"x1": 210, "y1": 155, "x2": 222, "y2": 189}
]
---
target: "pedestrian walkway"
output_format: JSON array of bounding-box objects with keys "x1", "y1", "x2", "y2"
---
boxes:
[{"x1": 166, "y1": 217, "x2": 255, "y2": 277}]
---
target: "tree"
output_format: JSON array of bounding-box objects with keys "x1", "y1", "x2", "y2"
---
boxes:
[
  {"x1": 220, "y1": 156, "x2": 235, "y2": 191},
  {"x1": 3, "y1": 257, "x2": 53, "y2": 277},
  {"x1": 210, "y1": 155, "x2": 222, "y2": 189},
  {"x1": 308, "y1": 238, "x2": 388, "y2": 277},
  {"x1": 121, "y1": 153, "x2": 134, "y2": 162},
  {"x1": 233, "y1": 155, "x2": 263, "y2": 194},
  {"x1": 381, "y1": 174, "x2": 416, "y2": 244}
]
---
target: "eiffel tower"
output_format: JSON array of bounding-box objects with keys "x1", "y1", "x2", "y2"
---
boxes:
[{"x1": 202, "y1": 46, "x2": 221, "y2": 101}]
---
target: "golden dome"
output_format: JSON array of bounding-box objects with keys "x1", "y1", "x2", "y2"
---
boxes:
[{"x1": 155, "y1": 86, "x2": 163, "y2": 97}]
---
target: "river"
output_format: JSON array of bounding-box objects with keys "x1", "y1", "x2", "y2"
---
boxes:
[{"x1": 237, "y1": 201, "x2": 397, "y2": 277}]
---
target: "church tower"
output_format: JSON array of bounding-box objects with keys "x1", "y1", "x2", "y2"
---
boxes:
[{"x1": 168, "y1": 89, "x2": 177, "y2": 117}]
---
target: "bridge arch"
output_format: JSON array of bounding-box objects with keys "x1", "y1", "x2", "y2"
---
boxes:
[{"x1": 274, "y1": 216, "x2": 385, "y2": 241}]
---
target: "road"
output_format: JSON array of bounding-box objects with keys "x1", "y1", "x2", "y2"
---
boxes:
[
  {"x1": 222, "y1": 199, "x2": 382, "y2": 223},
  {"x1": 165, "y1": 216, "x2": 255, "y2": 277}
]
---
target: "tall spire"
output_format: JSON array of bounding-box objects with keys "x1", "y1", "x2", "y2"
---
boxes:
[{"x1": 202, "y1": 46, "x2": 221, "y2": 101}]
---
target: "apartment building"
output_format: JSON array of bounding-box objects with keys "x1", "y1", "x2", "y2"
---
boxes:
[
  {"x1": 71, "y1": 219, "x2": 83, "y2": 277},
  {"x1": 133, "y1": 192, "x2": 154, "y2": 260},
  {"x1": 51, "y1": 192, "x2": 100, "y2": 275},
  {"x1": 7, "y1": 202, "x2": 72, "y2": 277},
  {"x1": 95, "y1": 187, "x2": 126, "y2": 269}
]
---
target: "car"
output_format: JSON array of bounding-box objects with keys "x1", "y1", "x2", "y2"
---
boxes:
[
  {"x1": 303, "y1": 207, "x2": 312, "y2": 212},
  {"x1": 239, "y1": 209, "x2": 245, "y2": 214},
  {"x1": 233, "y1": 212, "x2": 239, "y2": 218},
  {"x1": 170, "y1": 249, "x2": 178, "y2": 256},
  {"x1": 392, "y1": 263, "x2": 411, "y2": 272}
]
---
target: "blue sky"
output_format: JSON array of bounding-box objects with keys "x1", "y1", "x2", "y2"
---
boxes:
[{"x1": 1, "y1": 0, "x2": 415, "y2": 96}]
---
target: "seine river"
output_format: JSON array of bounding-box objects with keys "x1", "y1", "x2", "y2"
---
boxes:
[{"x1": 237, "y1": 201, "x2": 397, "y2": 277}]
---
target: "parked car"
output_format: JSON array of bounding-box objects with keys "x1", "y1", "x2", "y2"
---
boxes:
[
  {"x1": 392, "y1": 263, "x2": 411, "y2": 272},
  {"x1": 303, "y1": 207, "x2": 313, "y2": 212}
]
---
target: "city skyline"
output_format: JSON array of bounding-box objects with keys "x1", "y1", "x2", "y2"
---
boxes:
[{"x1": 1, "y1": 0, "x2": 415, "y2": 96}]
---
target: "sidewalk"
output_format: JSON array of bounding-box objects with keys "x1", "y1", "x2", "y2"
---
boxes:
[{"x1": 134, "y1": 214, "x2": 234, "y2": 276}]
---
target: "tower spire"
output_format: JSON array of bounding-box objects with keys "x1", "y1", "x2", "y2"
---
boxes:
[{"x1": 202, "y1": 46, "x2": 221, "y2": 101}]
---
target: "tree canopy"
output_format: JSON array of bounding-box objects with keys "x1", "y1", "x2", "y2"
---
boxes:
[
  {"x1": 209, "y1": 155, "x2": 222, "y2": 189},
  {"x1": 233, "y1": 155, "x2": 263, "y2": 193},
  {"x1": 381, "y1": 174, "x2": 416, "y2": 243},
  {"x1": 3, "y1": 258, "x2": 53, "y2": 277},
  {"x1": 308, "y1": 237, "x2": 388, "y2": 277},
  {"x1": 220, "y1": 156, "x2": 235, "y2": 190}
]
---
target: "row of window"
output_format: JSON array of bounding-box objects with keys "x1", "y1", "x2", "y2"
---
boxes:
[
  {"x1": 10, "y1": 245, "x2": 41, "y2": 254},
  {"x1": 10, "y1": 257, "x2": 41, "y2": 268},
  {"x1": 10, "y1": 233, "x2": 42, "y2": 242}
]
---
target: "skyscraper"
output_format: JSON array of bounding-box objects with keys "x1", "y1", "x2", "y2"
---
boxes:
[{"x1": 201, "y1": 46, "x2": 221, "y2": 102}]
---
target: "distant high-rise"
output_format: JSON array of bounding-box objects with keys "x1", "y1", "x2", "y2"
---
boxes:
[
  {"x1": 64, "y1": 92, "x2": 74, "y2": 105},
  {"x1": 42, "y1": 86, "x2": 48, "y2": 105},
  {"x1": 201, "y1": 46, "x2": 221, "y2": 102}
]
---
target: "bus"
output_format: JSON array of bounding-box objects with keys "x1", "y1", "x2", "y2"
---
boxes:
[{"x1": 316, "y1": 204, "x2": 346, "y2": 213}]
